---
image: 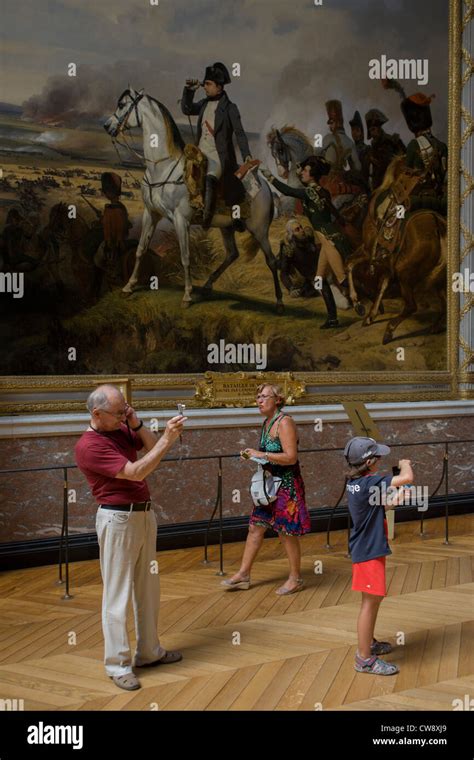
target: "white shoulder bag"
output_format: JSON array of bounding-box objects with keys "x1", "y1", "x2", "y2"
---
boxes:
[{"x1": 250, "y1": 464, "x2": 282, "y2": 507}]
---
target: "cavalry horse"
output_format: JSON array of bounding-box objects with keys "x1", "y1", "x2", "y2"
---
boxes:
[
  {"x1": 266, "y1": 126, "x2": 314, "y2": 197},
  {"x1": 346, "y1": 156, "x2": 447, "y2": 344},
  {"x1": 104, "y1": 87, "x2": 283, "y2": 312}
]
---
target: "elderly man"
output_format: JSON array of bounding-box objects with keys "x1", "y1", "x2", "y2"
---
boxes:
[{"x1": 75, "y1": 384, "x2": 186, "y2": 691}]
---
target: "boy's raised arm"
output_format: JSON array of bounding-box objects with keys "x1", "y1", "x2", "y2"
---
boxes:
[{"x1": 390, "y1": 459, "x2": 414, "y2": 488}]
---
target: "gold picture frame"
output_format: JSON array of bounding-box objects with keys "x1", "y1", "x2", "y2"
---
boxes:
[{"x1": 0, "y1": 0, "x2": 472, "y2": 414}]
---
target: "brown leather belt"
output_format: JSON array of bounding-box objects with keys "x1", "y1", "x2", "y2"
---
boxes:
[{"x1": 99, "y1": 501, "x2": 152, "y2": 512}]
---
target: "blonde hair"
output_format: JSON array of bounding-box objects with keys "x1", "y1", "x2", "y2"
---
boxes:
[{"x1": 256, "y1": 383, "x2": 286, "y2": 410}]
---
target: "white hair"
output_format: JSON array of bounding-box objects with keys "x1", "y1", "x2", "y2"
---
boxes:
[
  {"x1": 86, "y1": 384, "x2": 122, "y2": 413},
  {"x1": 286, "y1": 218, "x2": 300, "y2": 239}
]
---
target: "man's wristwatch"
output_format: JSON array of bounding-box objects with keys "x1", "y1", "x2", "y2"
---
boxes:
[{"x1": 130, "y1": 420, "x2": 144, "y2": 432}]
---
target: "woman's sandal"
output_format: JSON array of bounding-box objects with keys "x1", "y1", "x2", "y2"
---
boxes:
[
  {"x1": 220, "y1": 575, "x2": 251, "y2": 590},
  {"x1": 275, "y1": 578, "x2": 304, "y2": 595},
  {"x1": 111, "y1": 673, "x2": 141, "y2": 691}
]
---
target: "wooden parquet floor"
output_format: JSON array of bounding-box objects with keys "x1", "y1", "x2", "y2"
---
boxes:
[{"x1": 0, "y1": 515, "x2": 473, "y2": 711}]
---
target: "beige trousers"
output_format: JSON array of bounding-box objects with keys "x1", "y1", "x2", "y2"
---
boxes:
[
  {"x1": 314, "y1": 230, "x2": 346, "y2": 283},
  {"x1": 96, "y1": 507, "x2": 166, "y2": 677}
]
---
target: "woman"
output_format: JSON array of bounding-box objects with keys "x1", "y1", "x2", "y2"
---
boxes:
[
  {"x1": 221, "y1": 383, "x2": 311, "y2": 595},
  {"x1": 262, "y1": 156, "x2": 354, "y2": 329}
]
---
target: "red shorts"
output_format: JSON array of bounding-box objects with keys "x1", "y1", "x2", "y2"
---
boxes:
[{"x1": 352, "y1": 556, "x2": 387, "y2": 596}]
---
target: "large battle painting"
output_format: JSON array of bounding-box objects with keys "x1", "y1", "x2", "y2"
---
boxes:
[{"x1": 0, "y1": 0, "x2": 449, "y2": 376}]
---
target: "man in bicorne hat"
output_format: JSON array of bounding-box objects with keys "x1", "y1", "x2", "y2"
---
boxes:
[
  {"x1": 364, "y1": 109, "x2": 405, "y2": 191},
  {"x1": 400, "y1": 93, "x2": 447, "y2": 213},
  {"x1": 349, "y1": 110, "x2": 369, "y2": 166},
  {"x1": 181, "y1": 62, "x2": 252, "y2": 228}
]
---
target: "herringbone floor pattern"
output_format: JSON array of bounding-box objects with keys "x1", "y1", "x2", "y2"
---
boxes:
[{"x1": 0, "y1": 515, "x2": 473, "y2": 711}]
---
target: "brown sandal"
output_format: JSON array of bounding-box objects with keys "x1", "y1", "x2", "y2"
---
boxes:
[
  {"x1": 135, "y1": 650, "x2": 183, "y2": 667},
  {"x1": 111, "y1": 673, "x2": 141, "y2": 690}
]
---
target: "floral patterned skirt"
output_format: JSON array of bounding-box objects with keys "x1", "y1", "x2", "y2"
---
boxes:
[{"x1": 249, "y1": 466, "x2": 311, "y2": 536}]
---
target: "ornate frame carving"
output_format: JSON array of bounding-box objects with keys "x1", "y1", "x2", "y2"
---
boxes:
[{"x1": 0, "y1": 0, "x2": 472, "y2": 413}]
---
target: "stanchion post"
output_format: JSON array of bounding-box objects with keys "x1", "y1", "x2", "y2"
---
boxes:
[
  {"x1": 202, "y1": 460, "x2": 221, "y2": 565},
  {"x1": 57, "y1": 479, "x2": 65, "y2": 586},
  {"x1": 62, "y1": 467, "x2": 73, "y2": 600},
  {"x1": 325, "y1": 477, "x2": 348, "y2": 550},
  {"x1": 444, "y1": 442, "x2": 450, "y2": 545},
  {"x1": 216, "y1": 457, "x2": 225, "y2": 576}
]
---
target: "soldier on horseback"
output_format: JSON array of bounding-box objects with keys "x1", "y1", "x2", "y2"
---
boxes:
[
  {"x1": 181, "y1": 61, "x2": 252, "y2": 229},
  {"x1": 400, "y1": 93, "x2": 447, "y2": 214},
  {"x1": 368, "y1": 92, "x2": 447, "y2": 272},
  {"x1": 364, "y1": 109, "x2": 405, "y2": 191}
]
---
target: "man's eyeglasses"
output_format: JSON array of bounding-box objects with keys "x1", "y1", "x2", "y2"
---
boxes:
[
  {"x1": 256, "y1": 394, "x2": 275, "y2": 401},
  {"x1": 98, "y1": 407, "x2": 126, "y2": 419}
]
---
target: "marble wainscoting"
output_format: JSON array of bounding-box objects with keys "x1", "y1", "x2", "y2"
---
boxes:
[{"x1": 0, "y1": 401, "x2": 473, "y2": 544}]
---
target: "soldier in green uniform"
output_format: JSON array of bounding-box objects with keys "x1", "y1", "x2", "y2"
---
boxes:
[
  {"x1": 401, "y1": 93, "x2": 447, "y2": 214},
  {"x1": 365, "y1": 109, "x2": 405, "y2": 191},
  {"x1": 262, "y1": 156, "x2": 355, "y2": 329}
]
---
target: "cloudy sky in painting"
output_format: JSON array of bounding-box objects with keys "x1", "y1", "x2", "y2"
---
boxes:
[{"x1": 0, "y1": 0, "x2": 449, "y2": 146}]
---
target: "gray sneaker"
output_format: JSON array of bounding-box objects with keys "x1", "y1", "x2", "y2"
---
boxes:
[{"x1": 354, "y1": 655, "x2": 399, "y2": 675}]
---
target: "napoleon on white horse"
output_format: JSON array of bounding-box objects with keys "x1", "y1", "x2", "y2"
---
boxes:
[{"x1": 103, "y1": 87, "x2": 283, "y2": 311}]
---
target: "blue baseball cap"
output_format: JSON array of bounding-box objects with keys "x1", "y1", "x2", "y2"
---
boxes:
[{"x1": 344, "y1": 436, "x2": 391, "y2": 466}]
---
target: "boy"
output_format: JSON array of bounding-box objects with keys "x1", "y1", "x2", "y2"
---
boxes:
[{"x1": 344, "y1": 436, "x2": 414, "y2": 675}]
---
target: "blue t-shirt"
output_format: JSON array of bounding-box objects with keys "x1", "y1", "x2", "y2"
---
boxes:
[{"x1": 346, "y1": 473, "x2": 393, "y2": 563}]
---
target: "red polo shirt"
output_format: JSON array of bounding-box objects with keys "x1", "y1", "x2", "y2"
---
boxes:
[{"x1": 75, "y1": 423, "x2": 151, "y2": 505}]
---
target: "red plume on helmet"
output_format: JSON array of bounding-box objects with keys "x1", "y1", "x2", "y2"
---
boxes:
[{"x1": 401, "y1": 93, "x2": 435, "y2": 133}]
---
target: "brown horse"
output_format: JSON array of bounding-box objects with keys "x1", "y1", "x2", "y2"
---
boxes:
[{"x1": 346, "y1": 156, "x2": 447, "y2": 344}]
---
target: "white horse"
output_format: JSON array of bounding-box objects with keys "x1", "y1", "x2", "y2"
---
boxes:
[
  {"x1": 104, "y1": 87, "x2": 283, "y2": 312},
  {"x1": 266, "y1": 125, "x2": 314, "y2": 213}
]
